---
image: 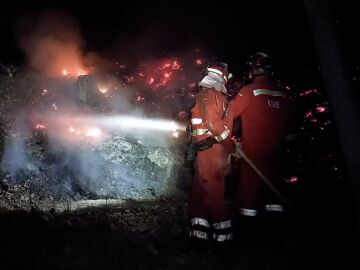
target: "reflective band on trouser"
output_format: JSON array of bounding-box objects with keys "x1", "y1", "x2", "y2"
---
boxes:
[
  {"x1": 189, "y1": 230, "x2": 209, "y2": 240},
  {"x1": 214, "y1": 126, "x2": 229, "y2": 142},
  {"x1": 253, "y1": 89, "x2": 287, "y2": 97},
  {"x1": 192, "y1": 128, "x2": 212, "y2": 136},
  {"x1": 191, "y1": 217, "x2": 210, "y2": 228},
  {"x1": 213, "y1": 233, "x2": 234, "y2": 242},
  {"x1": 191, "y1": 118, "x2": 203, "y2": 125},
  {"x1": 265, "y1": 204, "x2": 284, "y2": 212},
  {"x1": 239, "y1": 208, "x2": 257, "y2": 216},
  {"x1": 212, "y1": 220, "x2": 232, "y2": 230}
]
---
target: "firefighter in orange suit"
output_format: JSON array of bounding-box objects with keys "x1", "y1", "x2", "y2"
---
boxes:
[
  {"x1": 232, "y1": 52, "x2": 293, "y2": 219},
  {"x1": 188, "y1": 62, "x2": 241, "y2": 243}
]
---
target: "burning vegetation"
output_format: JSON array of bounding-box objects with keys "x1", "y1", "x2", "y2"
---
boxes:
[{"x1": 0, "y1": 8, "x2": 357, "y2": 270}]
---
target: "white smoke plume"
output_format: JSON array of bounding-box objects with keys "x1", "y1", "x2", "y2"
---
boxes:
[{"x1": 19, "y1": 11, "x2": 87, "y2": 77}]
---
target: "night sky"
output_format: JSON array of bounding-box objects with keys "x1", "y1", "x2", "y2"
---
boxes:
[
  {"x1": 0, "y1": 1, "x2": 322, "y2": 68},
  {"x1": 0, "y1": 1, "x2": 359, "y2": 86},
  {"x1": 1, "y1": 1, "x2": 355, "y2": 119}
]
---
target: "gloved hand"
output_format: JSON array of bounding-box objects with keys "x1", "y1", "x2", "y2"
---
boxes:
[
  {"x1": 232, "y1": 141, "x2": 243, "y2": 160},
  {"x1": 226, "y1": 141, "x2": 243, "y2": 165}
]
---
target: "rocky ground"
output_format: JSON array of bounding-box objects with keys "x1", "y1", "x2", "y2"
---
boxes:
[{"x1": 0, "y1": 71, "x2": 359, "y2": 269}]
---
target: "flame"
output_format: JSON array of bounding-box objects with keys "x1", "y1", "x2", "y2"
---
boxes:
[
  {"x1": 62, "y1": 68, "x2": 88, "y2": 77},
  {"x1": 98, "y1": 85, "x2": 108, "y2": 94},
  {"x1": 85, "y1": 127, "x2": 102, "y2": 138},
  {"x1": 77, "y1": 69, "x2": 88, "y2": 76},
  {"x1": 172, "y1": 131, "x2": 179, "y2": 138}
]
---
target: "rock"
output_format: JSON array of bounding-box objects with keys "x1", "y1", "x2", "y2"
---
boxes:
[{"x1": 0, "y1": 63, "x2": 16, "y2": 77}]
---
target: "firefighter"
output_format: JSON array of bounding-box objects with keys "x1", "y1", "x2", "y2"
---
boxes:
[
  {"x1": 231, "y1": 52, "x2": 293, "y2": 226},
  {"x1": 188, "y1": 62, "x2": 241, "y2": 244}
]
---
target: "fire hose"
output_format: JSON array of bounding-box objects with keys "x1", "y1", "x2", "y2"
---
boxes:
[{"x1": 237, "y1": 148, "x2": 292, "y2": 208}]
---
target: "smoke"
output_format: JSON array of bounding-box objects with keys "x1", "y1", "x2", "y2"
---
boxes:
[
  {"x1": 19, "y1": 12, "x2": 87, "y2": 77},
  {"x1": 1, "y1": 12, "x2": 206, "y2": 200}
]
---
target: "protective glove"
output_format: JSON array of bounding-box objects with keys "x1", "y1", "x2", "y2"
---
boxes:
[{"x1": 232, "y1": 141, "x2": 243, "y2": 160}]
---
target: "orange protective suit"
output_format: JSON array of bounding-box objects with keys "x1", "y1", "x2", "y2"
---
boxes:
[
  {"x1": 188, "y1": 87, "x2": 235, "y2": 242},
  {"x1": 231, "y1": 76, "x2": 292, "y2": 216}
]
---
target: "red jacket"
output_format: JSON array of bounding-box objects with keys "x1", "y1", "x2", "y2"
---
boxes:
[
  {"x1": 231, "y1": 76, "x2": 292, "y2": 159},
  {"x1": 191, "y1": 88, "x2": 234, "y2": 154}
]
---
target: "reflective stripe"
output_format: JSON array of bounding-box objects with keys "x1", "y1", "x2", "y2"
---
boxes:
[
  {"x1": 213, "y1": 233, "x2": 234, "y2": 242},
  {"x1": 191, "y1": 118, "x2": 203, "y2": 125},
  {"x1": 253, "y1": 89, "x2": 287, "y2": 97},
  {"x1": 214, "y1": 126, "x2": 229, "y2": 142},
  {"x1": 265, "y1": 204, "x2": 284, "y2": 212},
  {"x1": 212, "y1": 220, "x2": 232, "y2": 230},
  {"x1": 207, "y1": 68, "x2": 227, "y2": 82},
  {"x1": 189, "y1": 230, "x2": 209, "y2": 240},
  {"x1": 207, "y1": 68, "x2": 223, "y2": 76},
  {"x1": 192, "y1": 129, "x2": 212, "y2": 136},
  {"x1": 191, "y1": 217, "x2": 210, "y2": 228},
  {"x1": 239, "y1": 208, "x2": 257, "y2": 216}
]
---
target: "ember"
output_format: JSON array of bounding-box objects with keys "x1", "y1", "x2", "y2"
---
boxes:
[
  {"x1": 316, "y1": 105, "x2": 327, "y2": 113},
  {"x1": 195, "y1": 59, "x2": 203, "y2": 65},
  {"x1": 36, "y1": 123, "x2": 46, "y2": 130},
  {"x1": 299, "y1": 89, "x2": 319, "y2": 96},
  {"x1": 98, "y1": 85, "x2": 108, "y2": 94}
]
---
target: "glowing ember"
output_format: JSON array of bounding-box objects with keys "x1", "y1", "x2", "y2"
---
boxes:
[
  {"x1": 164, "y1": 73, "x2": 170, "y2": 78},
  {"x1": 98, "y1": 85, "x2": 108, "y2": 94},
  {"x1": 138, "y1": 72, "x2": 145, "y2": 77},
  {"x1": 124, "y1": 76, "x2": 135, "y2": 83},
  {"x1": 196, "y1": 59, "x2": 203, "y2": 65},
  {"x1": 36, "y1": 124, "x2": 46, "y2": 130},
  {"x1": 62, "y1": 69, "x2": 68, "y2": 76},
  {"x1": 52, "y1": 103, "x2": 58, "y2": 110},
  {"x1": 136, "y1": 96, "x2": 145, "y2": 102},
  {"x1": 305, "y1": 110, "x2": 313, "y2": 118},
  {"x1": 162, "y1": 63, "x2": 171, "y2": 69},
  {"x1": 42, "y1": 89, "x2": 48, "y2": 96},
  {"x1": 148, "y1": 77, "x2": 155, "y2": 84},
  {"x1": 287, "y1": 176, "x2": 298, "y2": 184},
  {"x1": 172, "y1": 61, "x2": 181, "y2": 70},
  {"x1": 316, "y1": 105, "x2": 327, "y2": 113},
  {"x1": 300, "y1": 89, "x2": 319, "y2": 96}
]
